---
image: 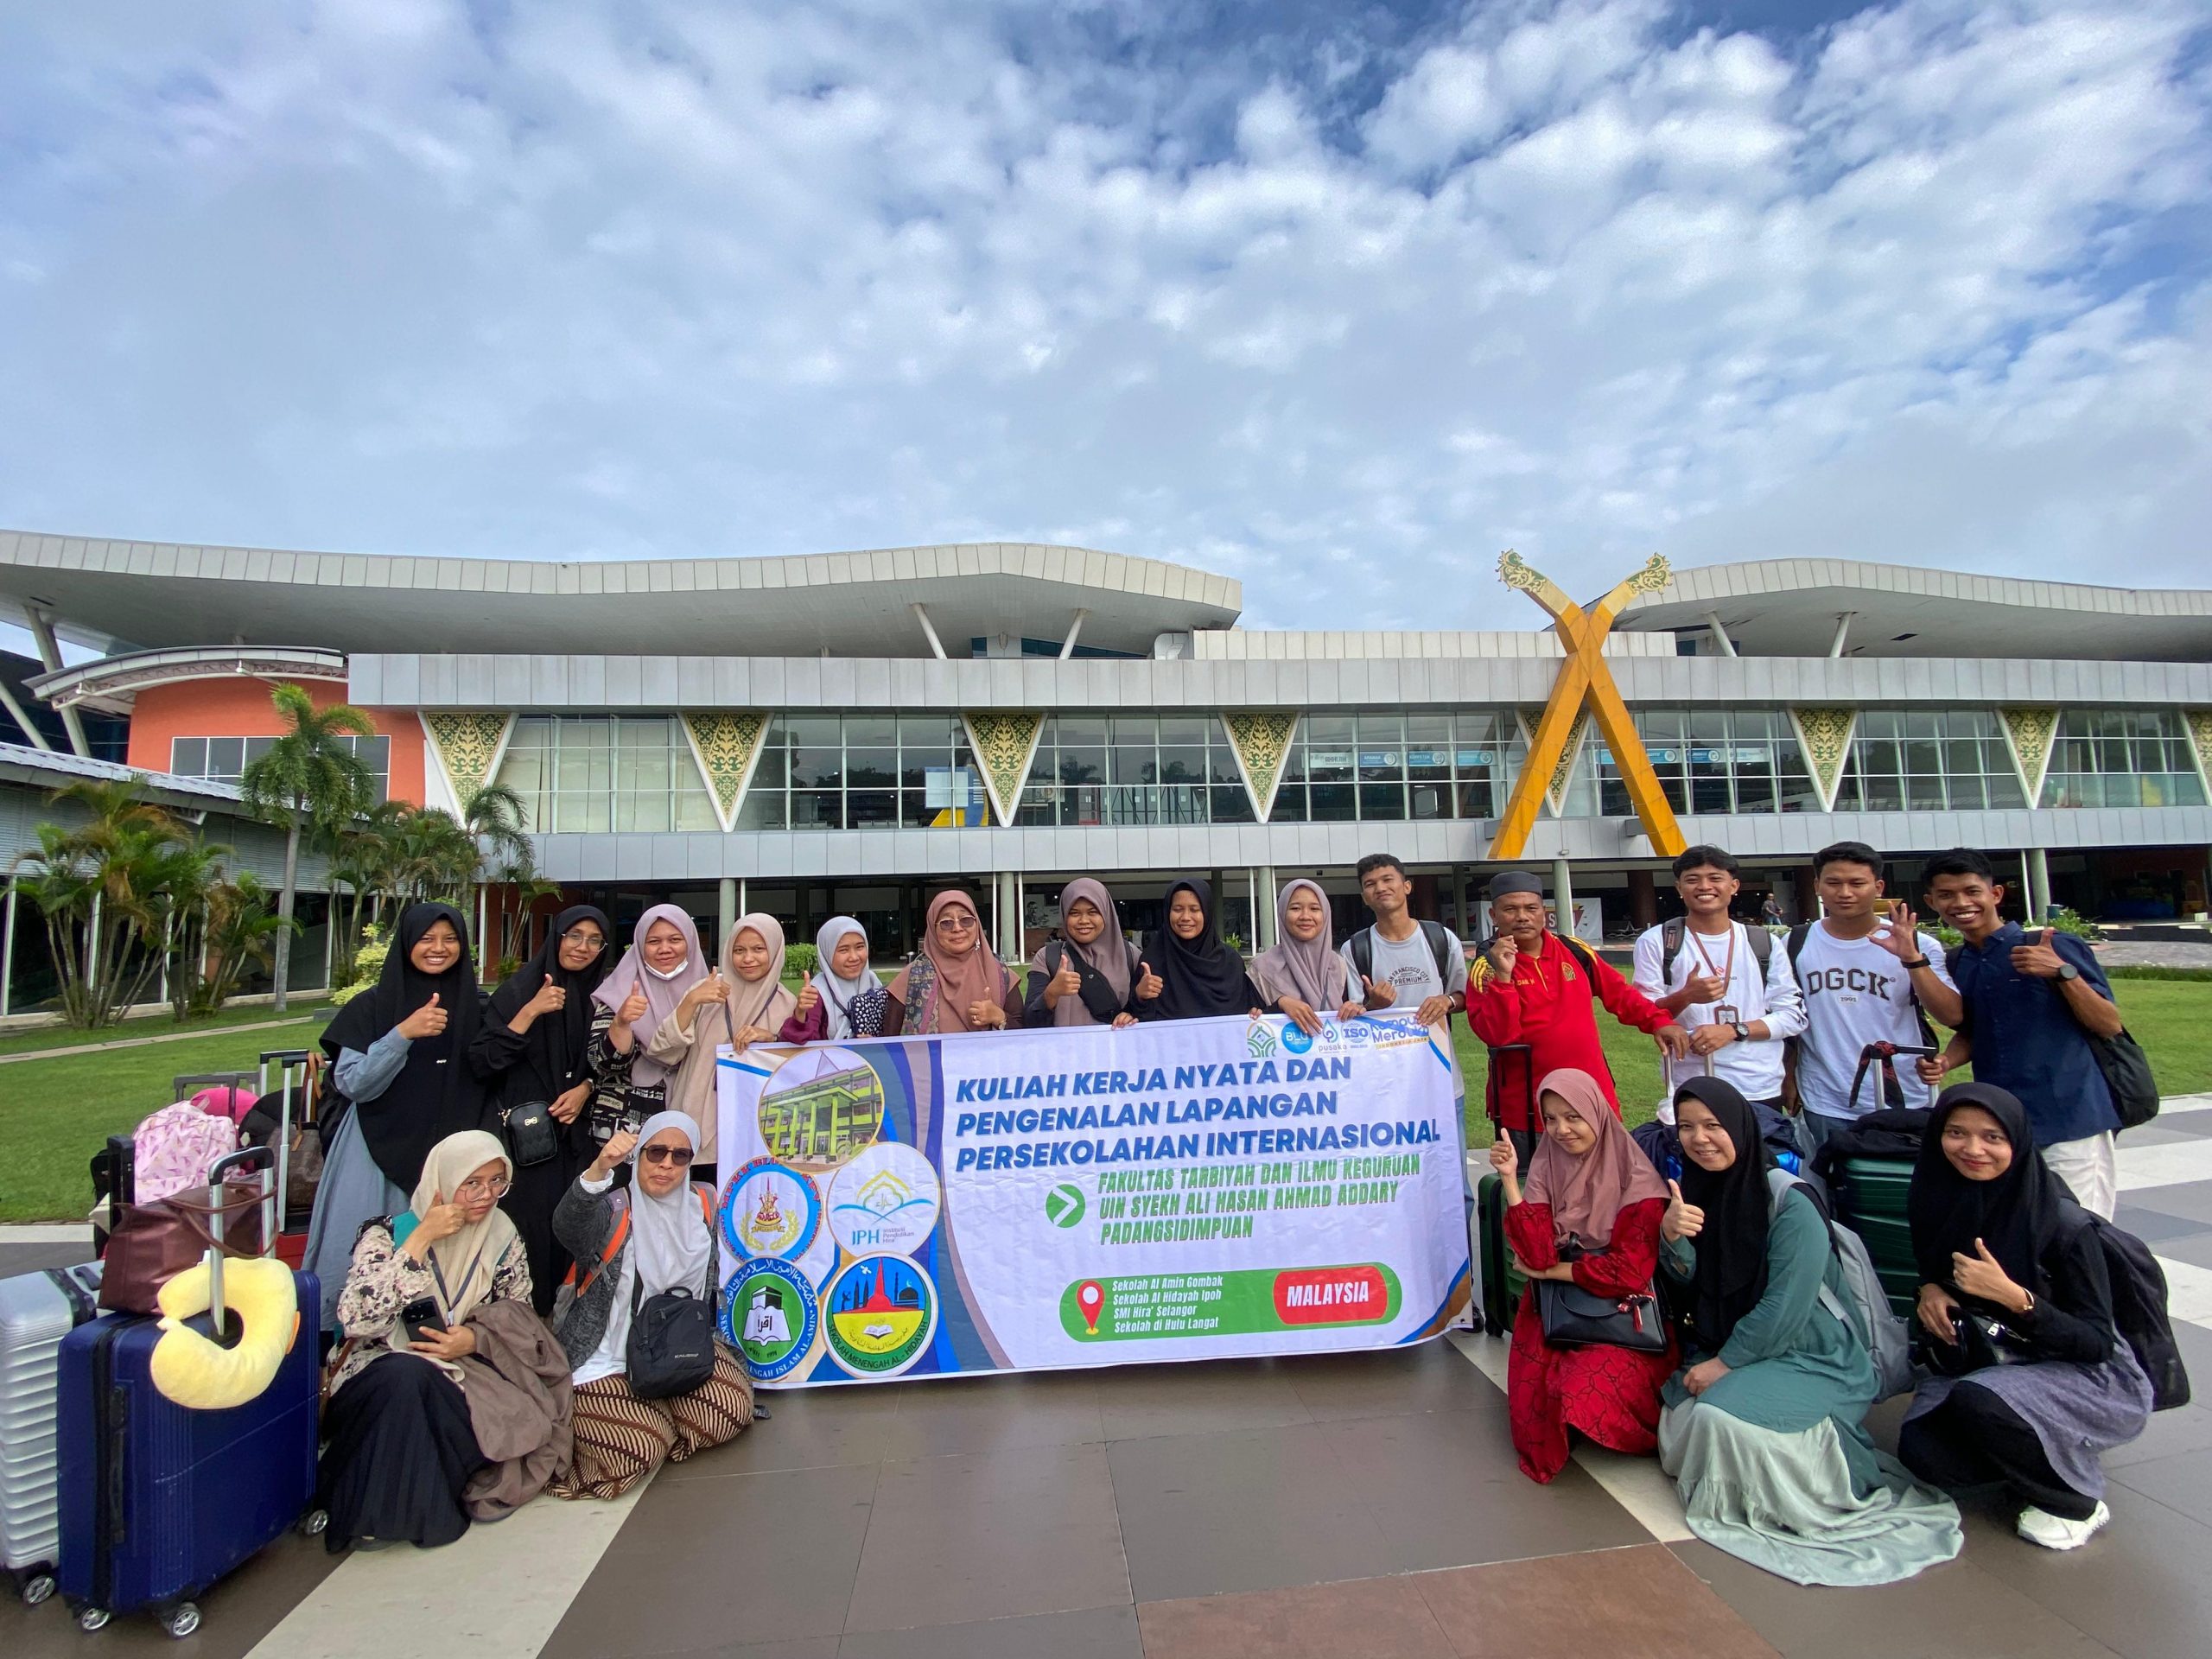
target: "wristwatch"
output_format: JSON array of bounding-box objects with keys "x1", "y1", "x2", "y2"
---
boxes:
[
  {"x1": 2055, "y1": 963, "x2": 2080, "y2": 982},
  {"x1": 1731, "y1": 1022, "x2": 1749, "y2": 1043},
  {"x1": 1899, "y1": 956, "x2": 1931, "y2": 970}
]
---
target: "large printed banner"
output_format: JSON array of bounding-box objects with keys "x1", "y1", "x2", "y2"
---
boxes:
[{"x1": 713, "y1": 1012, "x2": 1471, "y2": 1388}]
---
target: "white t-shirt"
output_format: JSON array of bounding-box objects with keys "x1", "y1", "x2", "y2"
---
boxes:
[
  {"x1": 1791, "y1": 922, "x2": 1955, "y2": 1120},
  {"x1": 1631, "y1": 920, "x2": 1806, "y2": 1103}
]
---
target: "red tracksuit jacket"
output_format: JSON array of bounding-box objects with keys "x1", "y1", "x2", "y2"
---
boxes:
[{"x1": 1469, "y1": 931, "x2": 1672, "y2": 1131}]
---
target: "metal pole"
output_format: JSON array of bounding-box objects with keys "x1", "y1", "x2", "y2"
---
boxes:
[
  {"x1": 1552, "y1": 857, "x2": 1576, "y2": 942},
  {"x1": 990, "y1": 870, "x2": 1002, "y2": 957},
  {"x1": 3, "y1": 874, "x2": 16, "y2": 1019}
]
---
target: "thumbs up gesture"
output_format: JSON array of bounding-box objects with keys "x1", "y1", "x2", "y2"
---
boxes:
[
  {"x1": 614, "y1": 985, "x2": 651, "y2": 1029},
  {"x1": 1662, "y1": 1179, "x2": 1705, "y2": 1243},
  {"x1": 1135, "y1": 961, "x2": 1163, "y2": 1001},
  {"x1": 1050, "y1": 955, "x2": 1084, "y2": 1002},
  {"x1": 1951, "y1": 1236, "x2": 2026, "y2": 1308},
  {"x1": 796, "y1": 980, "x2": 821, "y2": 1016},
  {"x1": 399, "y1": 991, "x2": 448, "y2": 1040},
  {"x1": 2011, "y1": 926, "x2": 2065, "y2": 980},
  {"x1": 523, "y1": 974, "x2": 567, "y2": 1018}
]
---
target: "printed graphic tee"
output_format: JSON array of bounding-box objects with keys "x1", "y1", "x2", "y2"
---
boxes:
[{"x1": 1791, "y1": 921, "x2": 1955, "y2": 1119}]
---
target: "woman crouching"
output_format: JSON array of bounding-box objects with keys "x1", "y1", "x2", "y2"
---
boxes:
[{"x1": 551, "y1": 1111, "x2": 754, "y2": 1498}]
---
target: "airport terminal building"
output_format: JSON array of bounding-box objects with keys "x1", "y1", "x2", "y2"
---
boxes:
[{"x1": 0, "y1": 528, "x2": 2208, "y2": 997}]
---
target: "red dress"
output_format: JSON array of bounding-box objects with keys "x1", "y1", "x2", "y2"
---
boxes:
[{"x1": 1502, "y1": 1195, "x2": 1676, "y2": 1484}]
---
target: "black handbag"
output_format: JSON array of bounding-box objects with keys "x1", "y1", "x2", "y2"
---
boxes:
[
  {"x1": 1535, "y1": 1278, "x2": 1669, "y2": 1353},
  {"x1": 2087, "y1": 1027, "x2": 2159, "y2": 1129},
  {"x1": 625, "y1": 1274, "x2": 718, "y2": 1400},
  {"x1": 1920, "y1": 1310, "x2": 2033, "y2": 1378},
  {"x1": 502, "y1": 1100, "x2": 561, "y2": 1168}
]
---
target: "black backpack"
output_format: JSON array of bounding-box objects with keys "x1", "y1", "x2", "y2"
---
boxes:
[
  {"x1": 2087, "y1": 1217, "x2": 2191, "y2": 1411},
  {"x1": 1659, "y1": 916, "x2": 1773, "y2": 982}
]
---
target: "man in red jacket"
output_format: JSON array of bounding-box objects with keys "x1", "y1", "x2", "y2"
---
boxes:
[{"x1": 1471, "y1": 870, "x2": 1688, "y2": 1166}]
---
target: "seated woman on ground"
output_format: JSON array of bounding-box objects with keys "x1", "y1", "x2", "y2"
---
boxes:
[
  {"x1": 318, "y1": 1131, "x2": 569, "y2": 1551},
  {"x1": 1657, "y1": 1077, "x2": 1961, "y2": 1586},
  {"x1": 551, "y1": 1113, "x2": 753, "y2": 1499},
  {"x1": 1489, "y1": 1068, "x2": 1677, "y2": 1484},
  {"x1": 1898, "y1": 1083, "x2": 2152, "y2": 1551}
]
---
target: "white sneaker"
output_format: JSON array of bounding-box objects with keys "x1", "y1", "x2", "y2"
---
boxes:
[{"x1": 2017, "y1": 1501, "x2": 2109, "y2": 1550}]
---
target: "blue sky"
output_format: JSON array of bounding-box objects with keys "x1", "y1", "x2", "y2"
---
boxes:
[{"x1": 1, "y1": 0, "x2": 2207, "y2": 634}]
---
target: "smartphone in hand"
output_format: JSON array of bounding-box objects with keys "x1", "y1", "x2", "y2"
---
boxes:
[{"x1": 400, "y1": 1296, "x2": 448, "y2": 1344}]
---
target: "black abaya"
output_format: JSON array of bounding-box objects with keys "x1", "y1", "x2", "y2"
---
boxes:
[{"x1": 318, "y1": 1354, "x2": 485, "y2": 1551}]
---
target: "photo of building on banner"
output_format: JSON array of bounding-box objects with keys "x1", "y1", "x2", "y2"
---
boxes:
[{"x1": 714, "y1": 1014, "x2": 1472, "y2": 1388}]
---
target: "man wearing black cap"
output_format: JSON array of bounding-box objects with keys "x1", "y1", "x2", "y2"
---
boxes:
[{"x1": 1471, "y1": 868, "x2": 1688, "y2": 1166}]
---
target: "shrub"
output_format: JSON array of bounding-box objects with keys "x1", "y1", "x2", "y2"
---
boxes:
[
  {"x1": 785, "y1": 943, "x2": 818, "y2": 978},
  {"x1": 331, "y1": 925, "x2": 390, "y2": 1006}
]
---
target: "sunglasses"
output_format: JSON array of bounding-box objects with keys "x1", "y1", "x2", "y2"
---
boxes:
[{"x1": 640, "y1": 1146, "x2": 695, "y2": 1167}]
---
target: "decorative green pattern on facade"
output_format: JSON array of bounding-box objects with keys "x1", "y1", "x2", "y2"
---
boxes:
[
  {"x1": 961, "y1": 710, "x2": 1046, "y2": 825},
  {"x1": 1517, "y1": 706, "x2": 1592, "y2": 817},
  {"x1": 1999, "y1": 707, "x2": 2061, "y2": 802},
  {"x1": 1223, "y1": 711, "x2": 1300, "y2": 821},
  {"x1": 423, "y1": 711, "x2": 514, "y2": 803},
  {"x1": 1788, "y1": 707, "x2": 1859, "y2": 813},
  {"x1": 681, "y1": 711, "x2": 771, "y2": 831},
  {"x1": 2183, "y1": 709, "x2": 2212, "y2": 791}
]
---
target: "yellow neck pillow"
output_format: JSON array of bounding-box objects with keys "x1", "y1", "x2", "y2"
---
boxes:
[{"x1": 149, "y1": 1257, "x2": 301, "y2": 1410}]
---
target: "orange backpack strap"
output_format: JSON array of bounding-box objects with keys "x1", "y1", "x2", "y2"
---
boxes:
[
  {"x1": 695, "y1": 1183, "x2": 715, "y2": 1230},
  {"x1": 570, "y1": 1205, "x2": 631, "y2": 1299}
]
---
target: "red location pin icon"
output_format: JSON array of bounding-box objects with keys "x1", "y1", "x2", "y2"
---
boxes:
[{"x1": 1077, "y1": 1280, "x2": 1105, "y2": 1334}]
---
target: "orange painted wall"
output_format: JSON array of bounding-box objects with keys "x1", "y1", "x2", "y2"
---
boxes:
[{"x1": 127, "y1": 679, "x2": 427, "y2": 805}]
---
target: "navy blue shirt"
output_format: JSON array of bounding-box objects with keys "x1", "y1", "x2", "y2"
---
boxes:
[{"x1": 1949, "y1": 922, "x2": 2120, "y2": 1145}]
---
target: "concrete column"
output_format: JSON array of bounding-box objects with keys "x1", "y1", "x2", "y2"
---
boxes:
[
  {"x1": 1449, "y1": 865, "x2": 1467, "y2": 936},
  {"x1": 24, "y1": 609, "x2": 90, "y2": 758},
  {"x1": 2027, "y1": 847, "x2": 2053, "y2": 925},
  {"x1": 1627, "y1": 868, "x2": 1658, "y2": 931},
  {"x1": 717, "y1": 878, "x2": 737, "y2": 950},
  {"x1": 1259, "y1": 865, "x2": 1279, "y2": 947},
  {"x1": 1015, "y1": 871, "x2": 1027, "y2": 961},
  {"x1": 2, "y1": 874, "x2": 15, "y2": 1019},
  {"x1": 1552, "y1": 857, "x2": 1576, "y2": 941}
]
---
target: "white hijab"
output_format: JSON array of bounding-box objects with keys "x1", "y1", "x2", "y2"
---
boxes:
[
  {"x1": 810, "y1": 917, "x2": 882, "y2": 1040},
  {"x1": 590, "y1": 1111, "x2": 714, "y2": 1382}
]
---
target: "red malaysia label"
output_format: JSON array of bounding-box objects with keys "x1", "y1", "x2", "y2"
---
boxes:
[{"x1": 1271, "y1": 1266, "x2": 1389, "y2": 1325}]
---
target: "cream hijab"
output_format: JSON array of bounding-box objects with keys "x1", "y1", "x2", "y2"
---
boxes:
[{"x1": 398, "y1": 1129, "x2": 519, "y2": 1377}]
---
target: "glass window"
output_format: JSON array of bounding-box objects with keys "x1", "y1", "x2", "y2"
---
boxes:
[
  {"x1": 493, "y1": 715, "x2": 711, "y2": 834},
  {"x1": 2042, "y1": 709, "x2": 2208, "y2": 810},
  {"x1": 738, "y1": 714, "x2": 992, "y2": 830},
  {"x1": 1834, "y1": 710, "x2": 2028, "y2": 813},
  {"x1": 170, "y1": 732, "x2": 390, "y2": 803}
]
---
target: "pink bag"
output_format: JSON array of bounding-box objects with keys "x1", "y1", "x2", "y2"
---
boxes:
[
  {"x1": 191, "y1": 1085, "x2": 258, "y2": 1127},
  {"x1": 133, "y1": 1102, "x2": 245, "y2": 1204}
]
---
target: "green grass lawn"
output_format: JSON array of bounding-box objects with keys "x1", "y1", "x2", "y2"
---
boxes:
[
  {"x1": 0, "y1": 997, "x2": 331, "y2": 1059},
  {"x1": 3, "y1": 981, "x2": 2207, "y2": 1224}
]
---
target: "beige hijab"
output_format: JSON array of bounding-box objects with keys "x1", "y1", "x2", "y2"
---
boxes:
[{"x1": 401, "y1": 1130, "x2": 519, "y2": 1378}]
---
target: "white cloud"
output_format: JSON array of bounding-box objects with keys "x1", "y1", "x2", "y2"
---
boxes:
[{"x1": 0, "y1": 0, "x2": 2205, "y2": 631}]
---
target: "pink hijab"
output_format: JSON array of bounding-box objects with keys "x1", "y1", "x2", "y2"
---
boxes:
[
  {"x1": 591, "y1": 904, "x2": 707, "y2": 1087},
  {"x1": 1522, "y1": 1068, "x2": 1668, "y2": 1249}
]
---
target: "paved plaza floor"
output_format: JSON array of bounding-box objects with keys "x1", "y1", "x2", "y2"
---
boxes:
[{"x1": 10, "y1": 1100, "x2": 2212, "y2": 1659}]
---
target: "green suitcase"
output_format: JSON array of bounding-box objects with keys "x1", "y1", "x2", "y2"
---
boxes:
[
  {"x1": 1827, "y1": 1155, "x2": 1918, "y2": 1318},
  {"x1": 1477, "y1": 1173, "x2": 1529, "y2": 1336}
]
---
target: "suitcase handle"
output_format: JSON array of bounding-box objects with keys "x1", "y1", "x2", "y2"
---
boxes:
[{"x1": 206, "y1": 1146, "x2": 276, "y2": 1330}]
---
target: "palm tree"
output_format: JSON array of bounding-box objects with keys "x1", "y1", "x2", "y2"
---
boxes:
[
  {"x1": 239, "y1": 683, "x2": 375, "y2": 1013},
  {"x1": 459, "y1": 783, "x2": 535, "y2": 977},
  {"x1": 13, "y1": 780, "x2": 192, "y2": 1026}
]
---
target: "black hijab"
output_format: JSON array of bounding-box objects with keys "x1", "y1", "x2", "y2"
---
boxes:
[
  {"x1": 321, "y1": 901, "x2": 488, "y2": 1192},
  {"x1": 1142, "y1": 879, "x2": 1255, "y2": 1020},
  {"x1": 484, "y1": 905, "x2": 612, "y2": 1105},
  {"x1": 1908, "y1": 1082, "x2": 2077, "y2": 1305},
  {"x1": 1674, "y1": 1077, "x2": 1777, "y2": 1353}
]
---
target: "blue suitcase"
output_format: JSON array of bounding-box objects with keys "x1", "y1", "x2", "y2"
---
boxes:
[{"x1": 57, "y1": 1147, "x2": 324, "y2": 1637}]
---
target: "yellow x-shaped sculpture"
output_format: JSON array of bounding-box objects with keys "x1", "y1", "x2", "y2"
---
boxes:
[{"x1": 1489, "y1": 550, "x2": 1686, "y2": 861}]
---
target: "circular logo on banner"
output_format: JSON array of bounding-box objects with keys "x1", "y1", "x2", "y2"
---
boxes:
[
  {"x1": 721, "y1": 1258, "x2": 817, "y2": 1382},
  {"x1": 826, "y1": 1143, "x2": 941, "y2": 1258},
  {"x1": 1280, "y1": 1023, "x2": 1313, "y2": 1055},
  {"x1": 1043, "y1": 1183, "x2": 1086, "y2": 1228},
  {"x1": 757, "y1": 1046, "x2": 885, "y2": 1173},
  {"x1": 721, "y1": 1158, "x2": 822, "y2": 1262},
  {"x1": 823, "y1": 1255, "x2": 938, "y2": 1379}
]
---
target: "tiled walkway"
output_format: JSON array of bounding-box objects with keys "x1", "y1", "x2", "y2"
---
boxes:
[{"x1": 10, "y1": 1099, "x2": 2212, "y2": 1659}]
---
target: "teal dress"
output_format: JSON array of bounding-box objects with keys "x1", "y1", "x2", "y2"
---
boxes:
[{"x1": 1658, "y1": 1189, "x2": 1961, "y2": 1586}]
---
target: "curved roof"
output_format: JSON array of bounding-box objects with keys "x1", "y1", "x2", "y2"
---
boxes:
[
  {"x1": 1617, "y1": 558, "x2": 2212, "y2": 662},
  {"x1": 0, "y1": 530, "x2": 1241, "y2": 659},
  {"x1": 27, "y1": 645, "x2": 349, "y2": 715}
]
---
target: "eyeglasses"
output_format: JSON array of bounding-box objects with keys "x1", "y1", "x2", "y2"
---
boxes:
[
  {"x1": 936, "y1": 913, "x2": 976, "y2": 932},
  {"x1": 455, "y1": 1175, "x2": 511, "y2": 1198},
  {"x1": 560, "y1": 930, "x2": 606, "y2": 952},
  {"x1": 641, "y1": 1146, "x2": 695, "y2": 1167}
]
